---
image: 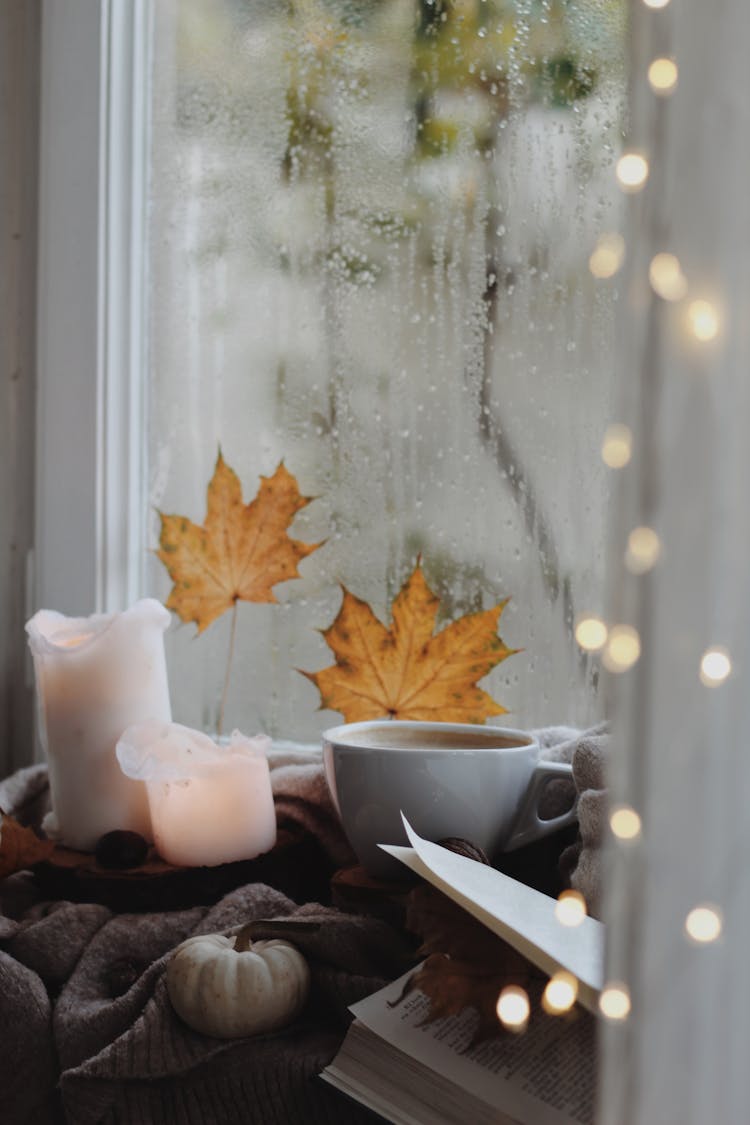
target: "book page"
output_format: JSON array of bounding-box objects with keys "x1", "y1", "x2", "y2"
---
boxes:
[
  {"x1": 379, "y1": 819, "x2": 603, "y2": 1013},
  {"x1": 350, "y1": 970, "x2": 596, "y2": 1125},
  {"x1": 323, "y1": 1029, "x2": 512, "y2": 1125}
]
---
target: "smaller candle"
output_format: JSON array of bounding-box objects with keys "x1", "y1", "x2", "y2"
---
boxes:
[{"x1": 116, "y1": 722, "x2": 276, "y2": 867}]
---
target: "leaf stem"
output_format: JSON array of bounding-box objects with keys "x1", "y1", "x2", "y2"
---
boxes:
[{"x1": 218, "y1": 600, "x2": 238, "y2": 738}]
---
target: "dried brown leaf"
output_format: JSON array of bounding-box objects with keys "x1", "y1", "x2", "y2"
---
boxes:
[
  {"x1": 396, "y1": 953, "x2": 538, "y2": 1044},
  {"x1": 0, "y1": 813, "x2": 55, "y2": 878},
  {"x1": 404, "y1": 869, "x2": 542, "y2": 1042}
]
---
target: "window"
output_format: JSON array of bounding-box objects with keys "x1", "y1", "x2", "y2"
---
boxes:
[{"x1": 142, "y1": 0, "x2": 626, "y2": 738}]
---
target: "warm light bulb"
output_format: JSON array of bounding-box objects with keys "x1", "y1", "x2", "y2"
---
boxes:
[
  {"x1": 647, "y1": 57, "x2": 678, "y2": 94},
  {"x1": 601, "y1": 424, "x2": 633, "y2": 468},
  {"x1": 603, "y1": 625, "x2": 641, "y2": 672},
  {"x1": 700, "y1": 646, "x2": 732, "y2": 686},
  {"x1": 496, "y1": 986, "x2": 530, "y2": 1030},
  {"x1": 616, "y1": 153, "x2": 649, "y2": 192},
  {"x1": 649, "y1": 252, "x2": 688, "y2": 301},
  {"x1": 599, "y1": 984, "x2": 631, "y2": 1021},
  {"x1": 625, "y1": 526, "x2": 662, "y2": 574},
  {"x1": 685, "y1": 905, "x2": 722, "y2": 944},
  {"x1": 589, "y1": 233, "x2": 626, "y2": 279},
  {"x1": 687, "y1": 299, "x2": 720, "y2": 341},
  {"x1": 575, "y1": 617, "x2": 608, "y2": 652},
  {"x1": 555, "y1": 890, "x2": 587, "y2": 927},
  {"x1": 610, "y1": 805, "x2": 642, "y2": 840},
  {"x1": 542, "y1": 972, "x2": 579, "y2": 1015}
]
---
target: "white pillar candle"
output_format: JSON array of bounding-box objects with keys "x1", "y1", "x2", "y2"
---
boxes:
[
  {"x1": 116, "y1": 722, "x2": 277, "y2": 867},
  {"x1": 26, "y1": 599, "x2": 172, "y2": 851}
]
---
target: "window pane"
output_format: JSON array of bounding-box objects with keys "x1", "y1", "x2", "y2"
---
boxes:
[{"x1": 146, "y1": 0, "x2": 626, "y2": 739}]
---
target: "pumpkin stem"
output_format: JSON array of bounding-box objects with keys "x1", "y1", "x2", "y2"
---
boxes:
[{"x1": 234, "y1": 922, "x2": 258, "y2": 953}]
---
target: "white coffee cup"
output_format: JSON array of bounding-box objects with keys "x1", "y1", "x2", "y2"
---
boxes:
[{"x1": 323, "y1": 720, "x2": 577, "y2": 879}]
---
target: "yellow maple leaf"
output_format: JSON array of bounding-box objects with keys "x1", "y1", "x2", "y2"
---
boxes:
[
  {"x1": 157, "y1": 454, "x2": 322, "y2": 633},
  {"x1": 303, "y1": 562, "x2": 517, "y2": 723}
]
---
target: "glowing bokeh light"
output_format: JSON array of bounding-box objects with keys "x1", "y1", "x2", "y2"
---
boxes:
[
  {"x1": 649, "y1": 252, "x2": 688, "y2": 301},
  {"x1": 610, "y1": 805, "x2": 642, "y2": 840},
  {"x1": 601, "y1": 424, "x2": 633, "y2": 468},
  {"x1": 543, "y1": 972, "x2": 579, "y2": 1015},
  {"x1": 575, "y1": 617, "x2": 608, "y2": 652},
  {"x1": 616, "y1": 153, "x2": 649, "y2": 192},
  {"x1": 555, "y1": 890, "x2": 587, "y2": 928},
  {"x1": 700, "y1": 647, "x2": 732, "y2": 686},
  {"x1": 603, "y1": 625, "x2": 641, "y2": 672},
  {"x1": 685, "y1": 905, "x2": 723, "y2": 944},
  {"x1": 497, "y1": 986, "x2": 530, "y2": 1030},
  {"x1": 589, "y1": 233, "x2": 626, "y2": 279},
  {"x1": 648, "y1": 57, "x2": 678, "y2": 94},
  {"x1": 687, "y1": 299, "x2": 720, "y2": 341},
  {"x1": 599, "y1": 984, "x2": 631, "y2": 1021},
  {"x1": 625, "y1": 526, "x2": 662, "y2": 574}
]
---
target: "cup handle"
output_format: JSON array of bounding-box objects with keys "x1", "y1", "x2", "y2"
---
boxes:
[{"x1": 503, "y1": 760, "x2": 578, "y2": 852}]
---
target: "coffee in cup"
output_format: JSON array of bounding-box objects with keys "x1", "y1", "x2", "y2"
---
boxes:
[{"x1": 322, "y1": 720, "x2": 577, "y2": 879}]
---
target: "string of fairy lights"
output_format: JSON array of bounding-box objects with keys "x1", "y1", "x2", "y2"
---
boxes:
[{"x1": 494, "y1": 0, "x2": 725, "y2": 1035}]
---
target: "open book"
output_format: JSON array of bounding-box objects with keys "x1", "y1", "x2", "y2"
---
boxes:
[
  {"x1": 382, "y1": 817, "x2": 604, "y2": 1013},
  {"x1": 321, "y1": 818, "x2": 604, "y2": 1124},
  {"x1": 321, "y1": 968, "x2": 596, "y2": 1125}
]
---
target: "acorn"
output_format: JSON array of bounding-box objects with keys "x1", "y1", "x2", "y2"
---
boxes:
[
  {"x1": 95, "y1": 830, "x2": 149, "y2": 870},
  {"x1": 437, "y1": 837, "x2": 490, "y2": 865}
]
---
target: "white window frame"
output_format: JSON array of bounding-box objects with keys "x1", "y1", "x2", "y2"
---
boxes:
[{"x1": 35, "y1": 0, "x2": 151, "y2": 615}]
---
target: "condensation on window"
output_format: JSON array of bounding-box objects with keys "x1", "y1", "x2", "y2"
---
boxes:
[{"x1": 146, "y1": 0, "x2": 626, "y2": 739}]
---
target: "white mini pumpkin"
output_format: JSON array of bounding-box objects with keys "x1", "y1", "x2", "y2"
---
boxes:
[{"x1": 166, "y1": 925, "x2": 311, "y2": 1038}]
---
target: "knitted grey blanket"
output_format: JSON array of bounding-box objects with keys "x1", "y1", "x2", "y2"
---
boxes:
[{"x1": 0, "y1": 729, "x2": 607, "y2": 1125}]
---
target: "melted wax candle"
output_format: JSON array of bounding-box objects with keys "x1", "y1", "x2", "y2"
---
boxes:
[
  {"x1": 25, "y1": 599, "x2": 172, "y2": 850},
  {"x1": 116, "y1": 722, "x2": 276, "y2": 867}
]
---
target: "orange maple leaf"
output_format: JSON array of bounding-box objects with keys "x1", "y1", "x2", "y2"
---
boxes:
[
  {"x1": 303, "y1": 562, "x2": 517, "y2": 723},
  {"x1": 157, "y1": 454, "x2": 322, "y2": 633}
]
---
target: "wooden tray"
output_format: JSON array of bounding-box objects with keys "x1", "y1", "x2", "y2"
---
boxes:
[{"x1": 31, "y1": 829, "x2": 335, "y2": 912}]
